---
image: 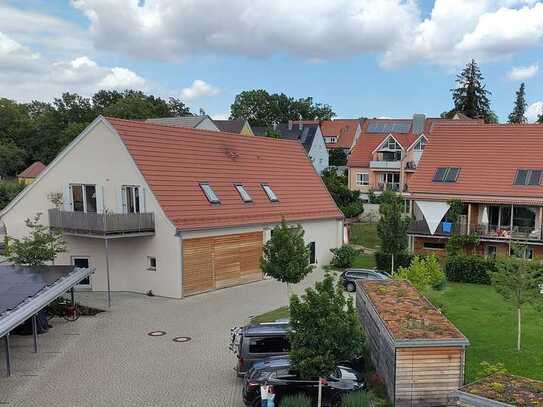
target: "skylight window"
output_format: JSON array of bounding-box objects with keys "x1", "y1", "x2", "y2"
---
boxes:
[
  {"x1": 199, "y1": 183, "x2": 220, "y2": 204},
  {"x1": 262, "y1": 184, "x2": 279, "y2": 202},
  {"x1": 514, "y1": 169, "x2": 542, "y2": 186},
  {"x1": 235, "y1": 184, "x2": 252, "y2": 203},
  {"x1": 433, "y1": 167, "x2": 460, "y2": 183}
]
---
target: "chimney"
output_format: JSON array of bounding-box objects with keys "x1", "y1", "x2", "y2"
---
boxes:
[
  {"x1": 288, "y1": 120, "x2": 293, "y2": 130},
  {"x1": 412, "y1": 114, "x2": 425, "y2": 134}
]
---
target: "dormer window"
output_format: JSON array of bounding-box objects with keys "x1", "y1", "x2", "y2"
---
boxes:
[
  {"x1": 514, "y1": 169, "x2": 542, "y2": 186},
  {"x1": 413, "y1": 138, "x2": 427, "y2": 151},
  {"x1": 262, "y1": 184, "x2": 278, "y2": 202},
  {"x1": 387, "y1": 138, "x2": 401, "y2": 150},
  {"x1": 200, "y1": 183, "x2": 220, "y2": 204},
  {"x1": 433, "y1": 167, "x2": 460, "y2": 183},
  {"x1": 235, "y1": 184, "x2": 252, "y2": 203}
]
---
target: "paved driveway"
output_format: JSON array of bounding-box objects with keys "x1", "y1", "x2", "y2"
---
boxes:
[{"x1": 0, "y1": 270, "x2": 328, "y2": 407}]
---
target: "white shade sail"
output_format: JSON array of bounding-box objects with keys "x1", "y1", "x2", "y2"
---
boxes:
[
  {"x1": 415, "y1": 201, "x2": 451, "y2": 235},
  {"x1": 481, "y1": 206, "x2": 489, "y2": 225}
]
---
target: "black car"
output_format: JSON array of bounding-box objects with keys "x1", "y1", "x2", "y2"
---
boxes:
[
  {"x1": 340, "y1": 268, "x2": 390, "y2": 292},
  {"x1": 242, "y1": 357, "x2": 364, "y2": 406}
]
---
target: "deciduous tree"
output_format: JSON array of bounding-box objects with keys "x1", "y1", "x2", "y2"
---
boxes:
[{"x1": 321, "y1": 170, "x2": 363, "y2": 218}]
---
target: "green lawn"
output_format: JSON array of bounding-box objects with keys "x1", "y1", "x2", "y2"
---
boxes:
[
  {"x1": 349, "y1": 223, "x2": 379, "y2": 249},
  {"x1": 352, "y1": 253, "x2": 376, "y2": 269},
  {"x1": 251, "y1": 306, "x2": 289, "y2": 324},
  {"x1": 427, "y1": 283, "x2": 543, "y2": 381}
]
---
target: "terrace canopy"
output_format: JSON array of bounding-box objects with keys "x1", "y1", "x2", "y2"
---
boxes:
[
  {"x1": 415, "y1": 201, "x2": 450, "y2": 235},
  {"x1": 0, "y1": 265, "x2": 93, "y2": 376}
]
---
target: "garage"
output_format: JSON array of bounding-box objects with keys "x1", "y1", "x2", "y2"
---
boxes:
[{"x1": 182, "y1": 232, "x2": 263, "y2": 296}]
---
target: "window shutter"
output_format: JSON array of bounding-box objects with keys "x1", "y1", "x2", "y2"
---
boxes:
[
  {"x1": 63, "y1": 185, "x2": 73, "y2": 211},
  {"x1": 138, "y1": 186, "x2": 146, "y2": 213},
  {"x1": 96, "y1": 185, "x2": 104, "y2": 214},
  {"x1": 117, "y1": 187, "x2": 126, "y2": 214}
]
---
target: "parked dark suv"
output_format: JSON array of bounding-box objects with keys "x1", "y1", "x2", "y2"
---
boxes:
[
  {"x1": 242, "y1": 356, "x2": 365, "y2": 406},
  {"x1": 340, "y1": 268, "x2": 390, "y2": 292},
  {"x1": 230, "y1": 322, "x2": 290, "y2": 375}
]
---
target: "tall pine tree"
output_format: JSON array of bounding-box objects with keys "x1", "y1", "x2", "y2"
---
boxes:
[
  {"x1": 451, "y1": 59, "x2": 494, "y2": 122},
  {"x1": 508, "y1": 83, "x2": 527, "y2": 124}
]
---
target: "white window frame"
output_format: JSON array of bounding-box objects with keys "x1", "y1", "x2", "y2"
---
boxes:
[
  {"x1": 121, "y1": 185, "x2": 141, "y2": 214},
  {"x1": 72, "y1": 256, "x2": 91, "y2": 289},
  {"x1": 70, "y1": 184, "x2": 97, "y2": 213},
  {"x1": 356, "y1": 173, "x2": 369, "y2": 186},
  {"x1": 235, "y1": 183, "x2": 253, "y2": 203},
  {"x1": 414, "y1": 138, "x2": 427, "y2": 151}
]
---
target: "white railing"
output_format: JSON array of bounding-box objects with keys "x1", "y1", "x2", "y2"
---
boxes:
[
  {"x1": 369, "y1": 160, "x2": 401, "y2": 169},
  {"x1": 48, "y1": 209, "x2": 155, "y2": 236}
]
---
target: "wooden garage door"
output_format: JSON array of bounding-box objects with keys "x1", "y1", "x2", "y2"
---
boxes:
[{"x1": 182, "y1": 232, "x2": 263, "y2": 296}]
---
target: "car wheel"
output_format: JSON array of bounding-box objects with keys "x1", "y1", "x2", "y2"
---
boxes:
[{"x1": 346, "y1": 282, "x2": 356, "y2": 292}]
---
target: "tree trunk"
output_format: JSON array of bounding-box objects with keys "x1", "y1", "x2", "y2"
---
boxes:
[{"x1": 517, "y1": 307, "x2": 522, "y2": 352}]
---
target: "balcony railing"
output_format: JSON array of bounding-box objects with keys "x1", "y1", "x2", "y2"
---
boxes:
[
  {"x1": 48, "y1": 209, "x2": 155, "y2": 237},
  {"x1": 408, "y1": 220, "x2": 542, "y2": 241},
  {"x1": 370, "y1": 160, "x2": 401, "y2": 170},
  {"x1": 376, "y1": 183, "x2": 400, "y2": 192}
]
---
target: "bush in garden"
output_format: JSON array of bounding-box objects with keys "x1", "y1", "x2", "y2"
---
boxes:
[
  {"x1": 342, "y1": 391, "x2": 370, "y2": 407},
  {"x1": 394, "y1": 255, "x2": 446, "y2": 291},
  {"x1": 375, "y1": 251, "x2": 412, "y2": 272},
  {"x1": 445, "y1": 255, "x2": 494, "y2": 284},
  {"x1": 279, "y1": 393, "x2": 312, "y2": 407},
  {"x1": 330, "y1": 245, "x2": 359, "y2": 269}
]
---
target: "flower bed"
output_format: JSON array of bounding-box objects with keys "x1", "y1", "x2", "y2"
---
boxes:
[{"x1": 456, "y1": 373, "x2": 543, "y2": 407}]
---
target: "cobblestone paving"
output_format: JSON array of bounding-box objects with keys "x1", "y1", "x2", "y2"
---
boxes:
[{"x1": 0, "y1": 270, "x2": 327, "y2": 407}]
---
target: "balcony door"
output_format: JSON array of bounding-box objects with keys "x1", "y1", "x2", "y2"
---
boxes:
[
  {"x1": 121, "y1": 185, "x2": 145, "y2": 214},
  {"x1": 64, "y1": 184, "x2": 102, "y2": 213}
]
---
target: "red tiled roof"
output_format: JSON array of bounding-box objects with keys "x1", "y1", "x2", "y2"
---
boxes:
[
  {"x1": 409, "y1": 123, "x2": 543, "y2": 200},
  {"x1": 18, "y1": 161, "x2": 46, "y2": 178},
  {"x1": 106, "y1": 117, "x2": 343, "y2": 231},
  {"x1": 320, "y1": 119, "x2": 361, "y2": 149}
]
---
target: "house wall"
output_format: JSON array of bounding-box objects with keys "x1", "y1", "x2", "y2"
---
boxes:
[
  {"x1": 413, "y1": 236, "x2": 448, "y2": 258},
  {"x1": 241, "y1": 122, "x2": 254, "y2": 136},
  {"x1": 0, "y1": 120, "x2": 182, "y2": 298},
  {"x1": 195, "y1": 118, "x2": 220, "y2": 131},
  {"x1": 308, "y1": 127, "x2": 329, "y2": 174},
  {"x1": 182, "y1": 218, "x2": 344, "y2": 269},
  {"x1": 348, "y1": 167, "x2": 371, "y2": 193},
  {"x1": 17, "y1": 177, "x2": 34, "y2": 185}
]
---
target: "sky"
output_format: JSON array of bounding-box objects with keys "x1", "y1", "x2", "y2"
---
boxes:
[{"x1": 2, "y1": 0, "x2": 543, "y2": 122}]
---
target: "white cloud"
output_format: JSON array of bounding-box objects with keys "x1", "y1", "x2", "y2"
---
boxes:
[
  {"x1": 527, "y1": 101, "x2": 543, "y2": 122},
  {"x1": 507, "y1": 64, "x2": 539, "y2": 80},
  {"x1": 0, "y1": 31, "x2": 146, "y2": 101},
  {"x1": 181, "y1": 80, "x2": 219, "y2": 102}
]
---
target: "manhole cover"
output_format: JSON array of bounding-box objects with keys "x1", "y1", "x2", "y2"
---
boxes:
[
  {"x1": 172, "y1": 336, "x2": 191, "y2": 343},
  {"x1": 147, "y1": 331, "x2": 167, "y2": 337}
]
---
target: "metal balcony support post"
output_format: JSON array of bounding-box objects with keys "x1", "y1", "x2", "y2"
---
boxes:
[
  {"x1": 4, "y1": 333, "x2": 12, "y2": 376},
  {"x1": 31, "y1": 315, "x2": 38, "y2": 353},
  {"x1": 105, "y1": 238, "x2": 111, "y2": 308},
  {"x1": 467, "y1": 204, "x2": 471, "y2": 235}
]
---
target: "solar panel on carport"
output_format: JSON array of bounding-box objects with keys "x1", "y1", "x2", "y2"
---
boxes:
[{"x1": 0, "y1": 265, "x2": 76, "y2": 315}]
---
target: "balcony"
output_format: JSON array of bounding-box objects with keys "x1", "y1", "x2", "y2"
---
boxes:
[
  {"x1": 370, "y1": 160, "x2": 401, "y2": 170},
  {"x1": 48, "y1": 209, "x2": 155, "y2": 238},
  {"x1": 376, "y1": 183, "x2": 401, "y2": 192},
  {"x1": 408, "y1": 220, "x2": 542, "y2": 241}
]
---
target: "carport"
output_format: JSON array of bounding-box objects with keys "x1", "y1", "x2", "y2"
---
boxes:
[{"x1": 0, "y1": 265, "x2": 93, "y2": 376}]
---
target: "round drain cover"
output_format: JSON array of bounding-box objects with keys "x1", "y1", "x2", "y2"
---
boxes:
[
  {"x1": 172, "y1": 336, "x2": 191, "y2": 343},
  {"x1": 148, "y1": 331, "x2": 167, "y2": 337}
]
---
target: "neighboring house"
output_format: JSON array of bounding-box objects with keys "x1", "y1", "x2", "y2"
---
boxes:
[
  {"x1": 213, "y1": 119, "x2": 254, "y2": 136},
  {"x1": 319, "y1": 119, "x2": 362, "y2": 153},
  {"x1": 17, "y1": 161, "x2": 46, "y2": 185},
  {"x1": 253, "y1": 121, "x2": 329, "y2": 174},
  {"x1": 347, "y1": 114, "x2": 479, "y2": 201},
  {"x1": 408, "y1": 123, "x2": 543, "y2": 259},
  {"x1": 146, "y1": 115, "x2": 220, "y2": 131},
  {"x1": 0, "y1": 117, "x2": 343, "y2": 298}
]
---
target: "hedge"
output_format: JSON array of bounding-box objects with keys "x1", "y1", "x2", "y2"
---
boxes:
[
  {"x1": 375, "y1": 251, "x2": 413, "y2": 272},
  {"x1": 445, "y1": 255, "x2": 495, "y2": 285}
]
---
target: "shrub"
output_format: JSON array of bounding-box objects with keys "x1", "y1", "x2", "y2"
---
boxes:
[
  {"x1": 395, "y1": 255, "x2": 446, "y2": 291},
  {"x1": 0, "y1": 180, "x2": 25, "y2": 210},
  {"x1": 445, "y1": 255, "x2": 494, "y2": 284},
  {"x1": 375, "y1": 251, "x2": 412, "y2": 272},
  {"x1": 279, "y1": 393, "x2": 312, "y2": 407},
  {"x1": 342, "y1": 391, "x2": 370, "y2": 407},
  {"x1": 330, "y1": 245, "x2": 359, "y2": 269}
]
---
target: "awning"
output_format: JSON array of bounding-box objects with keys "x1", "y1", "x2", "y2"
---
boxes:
[{"x1": 415, "y1": 201, "x2": 450, "y2": 235}]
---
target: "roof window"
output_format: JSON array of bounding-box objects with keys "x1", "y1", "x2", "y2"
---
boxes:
[
  {"x1": 235, "y1": 184, "x2": 253, "y2": 203},
  {"x1": 433, "y1": 167, "x2": 460, "y2": 183},
  {"x1": 261, "y1": 184, "x2": 279, "y2": 202},
  {"x1": 199, "y1": 183, "x2": 220, "y2": 204},
  {"x1": 514, "y1": 169, "x2": 542, "y2": 186}
]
